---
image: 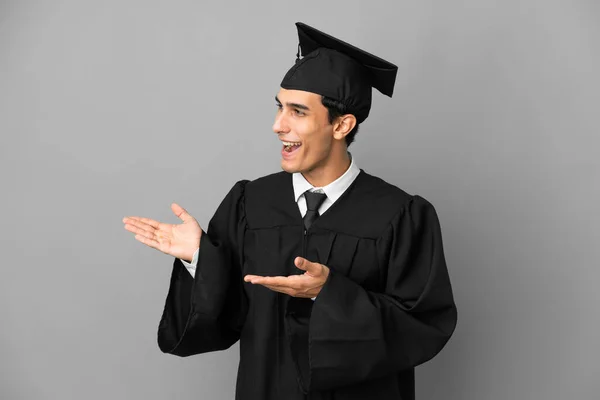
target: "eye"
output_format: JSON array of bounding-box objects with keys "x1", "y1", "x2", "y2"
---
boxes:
[
  {"x1": 293, "y1": 109, "x2": 305, "y2": 117},
  {"x1": 275, "y1": 103, "x2": 283, "y2": 111}
]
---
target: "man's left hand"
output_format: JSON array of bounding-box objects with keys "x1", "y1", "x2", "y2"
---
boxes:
[{"x1": 244, "y1": 257, "x2": 330, "y2": 298}]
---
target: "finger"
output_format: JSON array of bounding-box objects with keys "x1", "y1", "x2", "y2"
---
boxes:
[
  {"x1": 254, "y1": 283, "x2": 295, "y2": 296},
  {"x1": 244, "y1": 274, "x2": 260, "y2": 282},
  {"x1": 123, "y1": 217, "x2": 160, "y2": 233},
  {"x1": 249, "y1": 276, "x2": 302, "y2": 289},
  {"x1": 129, "y1": 224, "x2": 167, "y2": 243},
  {"x1": 171, "y1": 203, "x2": 194, "y2": 223},
  {"x1": 244, "y1": 274, "x2": 286, "y2": 283},
  {"x1": 139, "y1": 217, "x2": 162, "y2": 228},
  {"x1": 264, "y1": 285, "x2": 295, "y2": 296},
  {"x1": 295, "y1": 257, "x2": 323, "y2": 277},
  {"x1": 124, "y1": 216, "x2": 161, "y2": 229},
  {"x1": 125, "y1": 222, "x2": 154, "y2": 234},
  {"x1": 245, "y1": 274, "x2": 268, "y2": 283},
  {"x1": 124, "y1": 222, "x2": 157, "y2": 239},
  {"x1": 134, "y1": 234, "x2": 160, "y2": 249},
  {"x1": 244, "y1": 275, "x2": 276, "y2": 285},
  {"x1": 262, "y1": 284, "x2": 314, "y2": 298},
  {"x1": 246, "y1": 275, "x2": 278, "y2": 285}
]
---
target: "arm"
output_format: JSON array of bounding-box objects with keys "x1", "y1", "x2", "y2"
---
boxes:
[
  {"x1": 157, "y1": 180, "x2": 250, "y2": 357},
  {"x1": 305, "y1": 196, "x2": 458, "y2": 391},
  {"x1": 180, "y1": 248, "x2": 200, "y2": 277}
]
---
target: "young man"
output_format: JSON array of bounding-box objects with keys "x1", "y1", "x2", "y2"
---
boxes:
[{"x1": 123, "y1": 22, "x2": 457, "y2": 400}]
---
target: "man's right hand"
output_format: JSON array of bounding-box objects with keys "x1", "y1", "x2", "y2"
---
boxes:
[{"x1": 122, "y1": 203, "x2": 202, "y2": 262}]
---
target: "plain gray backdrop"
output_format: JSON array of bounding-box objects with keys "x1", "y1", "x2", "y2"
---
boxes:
[{"x1": 1, "y1": 0, "x2": 598, "y2": 399}]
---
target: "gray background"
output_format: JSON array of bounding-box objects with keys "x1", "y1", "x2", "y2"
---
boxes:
[{"x1": 1, "y1": 0, "x2": 598, "y2": 399}]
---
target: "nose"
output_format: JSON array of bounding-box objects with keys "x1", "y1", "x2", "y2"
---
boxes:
[{"x1": 272, "y1": 111, "x2": 290, "y2": 135}]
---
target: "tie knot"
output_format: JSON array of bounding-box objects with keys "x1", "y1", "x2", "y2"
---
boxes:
[{"x1": 304, "y1": 190, "x2": 327, "y2": 212}]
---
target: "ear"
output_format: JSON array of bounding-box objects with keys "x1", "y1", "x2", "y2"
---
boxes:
[{"x1": 332, "y1": 114, "x2": 357, "y2": 141}]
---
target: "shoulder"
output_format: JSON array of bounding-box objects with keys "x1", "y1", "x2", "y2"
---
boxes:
[
  {"x1": 354, "y1": 170, "x2": 422, "y2": 216},
  {"x1": 242, "y1": 171, "x2": 291, "y2": 203},
  {"x1": 224, "y1": 171, "x2": 289, "y2": 197},
  {"x1": 357, "y1": 171, "x2": 413, "y2": 206},
  {"x1": 245, "y1": 170, "x2": 290, "y2": 190},
  {"x1": 228, "y1": 171, "x2": 295, "y2": 228},
  {"x1": 349, "y1": 170, "x2": 438, "y2": 236}
]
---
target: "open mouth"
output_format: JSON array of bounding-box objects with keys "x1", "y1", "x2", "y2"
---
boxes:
[{"x1": 282, "y1": 141, "x2": 302, "y2": 153}]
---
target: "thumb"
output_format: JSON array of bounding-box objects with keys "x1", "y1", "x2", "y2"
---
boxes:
[
  {"x1": 171, "y1": 203, "x2": 194, "y2": 223},
  {"x1": 295, "y1": 257, "x2": 323, "y2": 277}
]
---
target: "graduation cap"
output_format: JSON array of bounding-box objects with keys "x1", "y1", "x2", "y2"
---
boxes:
[{"x1": 280, "y1": 22, "x2": 398, "y2": 123}]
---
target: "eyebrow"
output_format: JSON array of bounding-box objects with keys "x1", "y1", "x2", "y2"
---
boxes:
[{"x1": 275, "y1": 96, "x2": 310, "y2": 111}]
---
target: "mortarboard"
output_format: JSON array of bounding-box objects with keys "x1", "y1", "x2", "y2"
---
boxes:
[{"x1": 280, "y1": 22, "x2": 398, "y2": 123}]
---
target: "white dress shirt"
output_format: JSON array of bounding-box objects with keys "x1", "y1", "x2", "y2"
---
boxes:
[{"x1": 181, "y1": 154, "x2": 361, "y2": 285}]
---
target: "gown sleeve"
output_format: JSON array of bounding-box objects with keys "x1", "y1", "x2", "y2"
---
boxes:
[
  {"x1": 157, "y1": 180, "x2": 249, "y2": 357},
  {"x1": 306, "y1": 195, "x2": 458, "y2": 392}
]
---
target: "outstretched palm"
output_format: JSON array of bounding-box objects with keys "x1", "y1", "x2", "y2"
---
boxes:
[{"x1": 123, "y1": 203, "x2": 201, "y2": 262}]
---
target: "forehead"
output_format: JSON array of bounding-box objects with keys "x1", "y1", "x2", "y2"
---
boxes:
[{"x1": 276, "y1": 88, "x2": 323, "y2": 108}]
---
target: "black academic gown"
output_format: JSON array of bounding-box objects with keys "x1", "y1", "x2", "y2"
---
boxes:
[{"x1": 157, "y1": 170, "x2": 457, "y2": 400}]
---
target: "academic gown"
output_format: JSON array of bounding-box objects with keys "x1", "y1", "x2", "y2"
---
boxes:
[{"x1": 157, "y1": 170, "x2": 457, "y2": 400}]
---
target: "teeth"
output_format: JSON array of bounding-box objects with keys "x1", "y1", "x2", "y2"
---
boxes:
[{"x1": 282, "y1": 141, "x2": 301, "y2": 146}]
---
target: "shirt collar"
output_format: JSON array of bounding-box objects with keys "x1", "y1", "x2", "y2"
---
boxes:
[{"x1": 292, "y1": 153, "x2": 361, "y2": 203}]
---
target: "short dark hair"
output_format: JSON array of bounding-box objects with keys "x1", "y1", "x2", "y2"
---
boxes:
[{"x1": 321, "y1": 96, "x2": 360, "y2": 147}]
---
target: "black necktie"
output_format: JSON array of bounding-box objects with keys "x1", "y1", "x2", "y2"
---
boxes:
[{"x1": 303, "y1": 190, "x2": 327, "y2": 231}]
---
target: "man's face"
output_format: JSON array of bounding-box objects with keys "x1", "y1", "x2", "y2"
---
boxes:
[{"x1": 273, "y1": 88, "x2": 335, "y2": 174}]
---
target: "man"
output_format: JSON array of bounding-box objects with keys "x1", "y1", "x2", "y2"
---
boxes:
[{"x1": 123, "y1": 22, "x2": 457, "y2": 400}]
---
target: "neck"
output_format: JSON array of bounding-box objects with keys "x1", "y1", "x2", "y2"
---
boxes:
[{"x1": 302, "y1": 147, "x2": 351, "y2": 188}]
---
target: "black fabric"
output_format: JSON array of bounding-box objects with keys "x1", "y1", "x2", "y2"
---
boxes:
[
  {"x1": 157, "y1": 170, "x2": 457, "y2": 400},
  {"x1": 280, "y1": 22, "x2": 398, "y2": 123},
  {"x1": 303, "y1": 190, "x2": 327, "y2": 231}
]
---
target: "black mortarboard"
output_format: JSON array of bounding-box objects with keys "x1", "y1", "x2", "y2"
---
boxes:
[{"x1": 280, "y1": 22, "x2": 398, "y2": 123}]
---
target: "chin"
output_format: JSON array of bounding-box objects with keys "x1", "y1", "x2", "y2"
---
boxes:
[{"x1": 281, "y1": 159, "x2": 300, "y2": 174}]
